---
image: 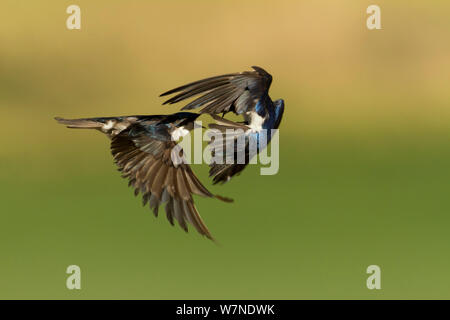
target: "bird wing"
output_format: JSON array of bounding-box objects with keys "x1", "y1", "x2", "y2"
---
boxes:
[
  {"x1": 111, "y1": 123, "x2": 221, "y2": 240},
  {"x1": 160, "y1": 66, "x2": 273, "y2": 115},
  {"x1": 207, "y1": 115, "x2": 262, "y2": 184}
]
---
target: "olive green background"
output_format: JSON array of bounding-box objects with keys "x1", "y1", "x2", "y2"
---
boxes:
[{"x1": 1, "y1": 0, "x2": 450, "y2": 299}]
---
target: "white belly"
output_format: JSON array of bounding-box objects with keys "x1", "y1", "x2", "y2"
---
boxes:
[
  {"x1": 245, "y1": 112, "x2": 265, "y2": 132},
  {"x1": 171, "y1": 126, "x2": 190, "y2": 141}
]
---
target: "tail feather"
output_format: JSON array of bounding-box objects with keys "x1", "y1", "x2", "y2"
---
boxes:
[
  {"x1": 54, "y1": 117, "x2": 105, "y2": 129},
  {"x1": 55, "y1": 116, "x2": 140, "y2": 137}
]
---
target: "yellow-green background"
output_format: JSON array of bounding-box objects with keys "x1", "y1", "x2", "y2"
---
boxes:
[{"x1": 1, "y1": 0, "x2": 450, "y2": 299}]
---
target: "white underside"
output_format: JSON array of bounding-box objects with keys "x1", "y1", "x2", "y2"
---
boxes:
[
  {"x1": 245, "y1": 112, "x2": 264, "y2": 132},
  {"x1": 102, "y1": 120, "x2": 115, "y2": 131},
  {"x1": 171, "y1": 126, "x2": 190, "y2": 141},
  {"x1": 102, "y1": 117, "x2": 137, "y2": 136}
]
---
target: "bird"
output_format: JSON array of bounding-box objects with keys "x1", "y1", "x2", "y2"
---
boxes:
[
  {"x1": 160, "y1": 66, "x2": 285, "y2": 183},
  {"x1": 55, "y1": 112, "x2": 232, "y2": 241}
]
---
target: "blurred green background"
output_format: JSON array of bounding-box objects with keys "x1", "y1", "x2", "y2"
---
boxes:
[{"x1": 1, "y1": 0, "x2": 450, "y2": 299}]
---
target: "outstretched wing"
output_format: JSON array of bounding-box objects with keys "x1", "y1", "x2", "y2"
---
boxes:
[
  {"x1": 160, "y1": 66, "x2": 273, "y2": 115},
  {"x1": 111, "y1": 123, "x2": 223, "y2": 240}
]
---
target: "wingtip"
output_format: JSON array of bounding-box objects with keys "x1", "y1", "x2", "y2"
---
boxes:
[
  {"x1": 215, "y1": 194, "x2": 234, "y2": 203},
  {"x1": 209, "y1": 236, "x2": 220, "y2": 245},
  {"x1": 251, "y1": 65, "x2": 265, "y2": 70},
  {"x1": 159, "y1": 89, "x2": 172, "y2": 97},
  {"x1": 251, "y1": 65, "x2": 270, "y2": 75},
  {"x1": 201, "y1": 229, "x2": 219, "y2": 243},
  {"x1": 159, "y1": 87, "x2": 180, "y2": 98}
]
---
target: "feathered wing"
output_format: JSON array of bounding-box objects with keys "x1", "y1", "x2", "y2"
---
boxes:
[
  {"x1": 111, "y1": 123, "x2": 232, "y2": 240},
  {"x1": 56, "y1": 115, "x2": 232, "y2": 240},
  {"x1": 207, "y1": 115, "x2": 260, "y2": 184},
  {"x1": 160, "y1": 66, "x2": 273, "y2": 115}
]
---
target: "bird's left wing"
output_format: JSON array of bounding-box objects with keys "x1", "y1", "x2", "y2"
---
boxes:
[
  {"x1": 111, "y1": 123, "x2": 231, "y2": 240},
  {"x1": 206, "y1": 115, "x2": 262, "y2": 184},
  {"x1": 160, "y1": 66, "x2": 273, "y2": 115}
]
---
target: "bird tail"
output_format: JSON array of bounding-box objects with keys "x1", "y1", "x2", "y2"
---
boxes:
[
  {"x1": 54, "y1": 117, "x2": 107, "y2": 129},
  {"x1": 55, "y1": 116, "x2": 142, "y2": 137}
]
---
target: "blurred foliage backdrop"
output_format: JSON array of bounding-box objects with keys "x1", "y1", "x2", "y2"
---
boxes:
[{"x1": 1, "y1": 0, "x2": 450, "y2": 299}]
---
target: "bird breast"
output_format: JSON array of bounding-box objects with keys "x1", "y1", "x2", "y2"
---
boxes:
[{"x1": 246, "y1": 111, "x2": 265, "y2": 132}]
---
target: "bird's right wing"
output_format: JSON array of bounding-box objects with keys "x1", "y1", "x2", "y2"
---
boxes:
[{"x1": 160, "y1": 66, "x2": 273, "y2": 115}]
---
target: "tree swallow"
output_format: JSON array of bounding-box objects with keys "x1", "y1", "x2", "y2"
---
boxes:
[
  {"x1": 160, "y1": 66, "x2": 285, "y2": 183},
  {"x1": 55, "y1": 112, "x2": 232, "y2": 241}
]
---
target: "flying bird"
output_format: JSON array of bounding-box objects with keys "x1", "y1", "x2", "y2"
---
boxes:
[
  {"x1": 55, "y1": 112, "x2": 232, "y2": 241},
  {"x1": 160, "y1": 66, "x2": 285, "y2": 183}
]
